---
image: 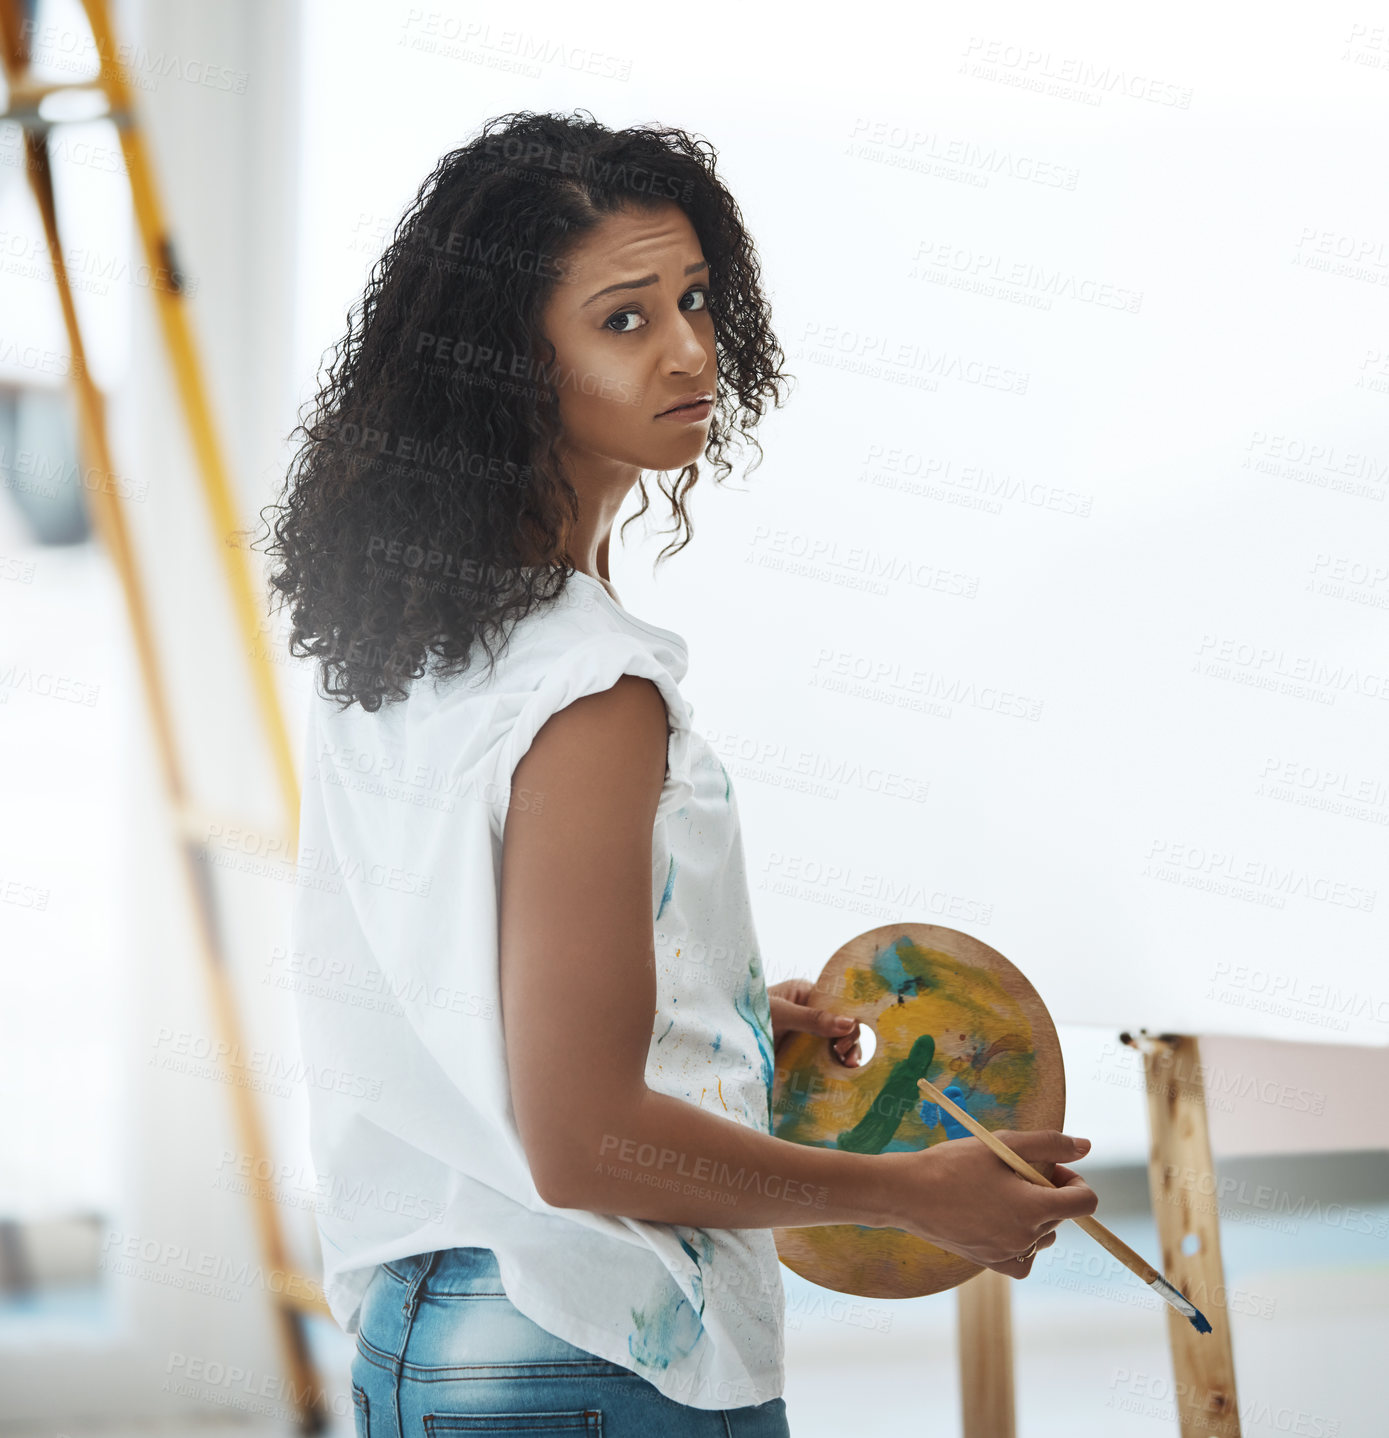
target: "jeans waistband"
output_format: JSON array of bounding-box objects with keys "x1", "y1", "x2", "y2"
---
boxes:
[{"x1": 384, "y1": 1245, "x2": 501, "y2": 1294}]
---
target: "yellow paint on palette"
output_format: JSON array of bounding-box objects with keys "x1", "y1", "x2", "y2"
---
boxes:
[{"x1": 772, "y1": 932, "x2": 1038, "y2": 1153}]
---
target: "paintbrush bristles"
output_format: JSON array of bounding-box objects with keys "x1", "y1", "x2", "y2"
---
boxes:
[{"x1": 1148, "y1": 1274, "x2": 1214, "y2": 1334}]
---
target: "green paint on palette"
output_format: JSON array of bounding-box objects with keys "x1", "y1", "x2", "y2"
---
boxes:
[{"x1": 835, "y1": 1033, "x2": 936, "y2": 1153}]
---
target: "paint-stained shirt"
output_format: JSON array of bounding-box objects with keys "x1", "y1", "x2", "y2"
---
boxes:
[{"x1": 287, "y1": 568, "x2": 786, "y2": 1410}]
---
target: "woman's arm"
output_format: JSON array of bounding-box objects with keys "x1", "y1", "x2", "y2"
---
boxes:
[{"x1": 499, "y1": 675, "x2": 1097, "y2": 1268}]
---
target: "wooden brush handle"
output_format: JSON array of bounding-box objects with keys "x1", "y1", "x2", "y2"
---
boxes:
[{"x1": 915, "y1": 1077, "x2": 1159, "y2": 1285}]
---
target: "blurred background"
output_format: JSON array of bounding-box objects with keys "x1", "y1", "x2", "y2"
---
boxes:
[{"x1": 1, "y1": 0, "x2": 1386, "y2": 1433}]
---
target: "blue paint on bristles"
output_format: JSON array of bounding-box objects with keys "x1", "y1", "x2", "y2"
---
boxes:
[{"x1": 1148, "y1": 1273, "x2": 1213, "y2": 1334}]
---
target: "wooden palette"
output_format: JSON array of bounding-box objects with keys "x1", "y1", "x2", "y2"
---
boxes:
[{"x1": 770, "y1": 922, "x2": 1066, "y2": 1299}]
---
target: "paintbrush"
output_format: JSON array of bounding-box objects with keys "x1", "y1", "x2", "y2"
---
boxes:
[{"x1": 915, "y1": 1076, "x2": 1212, "y2": 1334}]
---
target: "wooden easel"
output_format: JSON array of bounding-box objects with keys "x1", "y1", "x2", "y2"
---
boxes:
[
  {"x1": 0, "y1": 1, "x2": 327, "y2": 1429},
  {"x1": 957, "y1": 1032, "x2": 1242, "y2": 1438}
]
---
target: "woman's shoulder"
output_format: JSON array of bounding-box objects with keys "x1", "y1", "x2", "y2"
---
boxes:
[{"x1": 455, "y1": 582, "x2": 697, "y2": 829}]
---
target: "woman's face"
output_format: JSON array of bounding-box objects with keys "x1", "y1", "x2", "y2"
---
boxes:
[{"x1": 537, "y1": 201, "x2": 716, "y2": 479}]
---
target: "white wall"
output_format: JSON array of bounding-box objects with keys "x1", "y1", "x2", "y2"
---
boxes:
[{"x1": 300, "y1": 0, "x2": 1389, "y2": 1051}]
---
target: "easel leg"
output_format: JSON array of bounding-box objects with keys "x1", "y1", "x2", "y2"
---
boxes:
[
  {"x1": 1138, "y1": 1033, "x2": 1242, "y2": 1438},
  {"x1": 957, "y1": 1267, "x2": 1015, "y2": 1438}
]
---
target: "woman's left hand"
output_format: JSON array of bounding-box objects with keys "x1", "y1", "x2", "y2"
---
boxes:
[{"x1": 768, "y1": 978, "x2": 862, "y2": 1067}]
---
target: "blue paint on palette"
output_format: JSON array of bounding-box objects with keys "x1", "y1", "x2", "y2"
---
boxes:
[
  {"x1": 870, "y1": 934, "x2": 939, "y2": 1001},
  {"x1": 918, "y1": 1083, "x2": 974, "y2": 1138},
  {"x1": 919, "y1": 1082, "x2": 1009, "y2": 1139}
]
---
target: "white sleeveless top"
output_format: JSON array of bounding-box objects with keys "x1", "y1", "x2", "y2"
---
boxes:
[{"x1": 287, "y1": 569, "x2": 786, "y2": 1410}]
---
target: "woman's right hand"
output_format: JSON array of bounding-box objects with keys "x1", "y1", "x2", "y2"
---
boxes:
[{"x1": 879, "y1": 1131, "x2": 1100, "y2": 1278}]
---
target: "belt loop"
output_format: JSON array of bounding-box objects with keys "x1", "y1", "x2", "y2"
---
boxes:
[
  {"x1": 400, "y1": 1248, "x2": 439, "y2": 1317},
  {"x1": 393, "y1": 1249, "x2": 440, "y2": 1437}
]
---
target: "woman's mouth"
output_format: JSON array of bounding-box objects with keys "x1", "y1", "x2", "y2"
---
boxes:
[{"x1": 656, "y1": 399, "x2": 713, "y2": 423}]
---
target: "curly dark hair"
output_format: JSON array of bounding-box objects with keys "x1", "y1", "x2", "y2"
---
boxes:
[{"x1": 254, "y1": 108, "x2": 792, "y2": 712}]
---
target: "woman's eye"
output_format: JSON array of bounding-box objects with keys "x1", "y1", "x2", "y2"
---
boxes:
[{"x1": 605, "y1": 286, "x2": 709, "y2": 333}]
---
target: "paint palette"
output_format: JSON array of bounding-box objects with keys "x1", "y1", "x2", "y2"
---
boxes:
[{"x1": 770, "y1": 922, "x2": 1065, "y2": 1299}]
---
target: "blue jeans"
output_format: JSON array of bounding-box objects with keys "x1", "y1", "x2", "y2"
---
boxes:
[{"x1": 349, "y1": 1245, "x2": 792, "y2": 1436}]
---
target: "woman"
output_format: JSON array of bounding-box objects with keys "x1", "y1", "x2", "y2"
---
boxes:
[{"x1": 261, "y1": 109, "x2": 1096, "y2": 1437}]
